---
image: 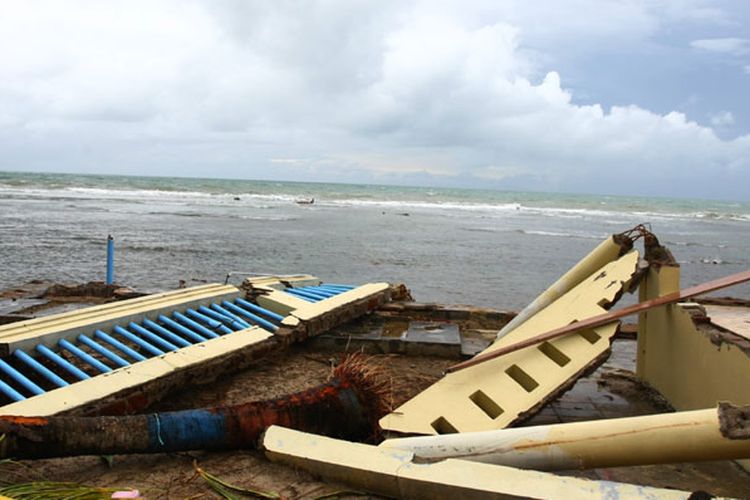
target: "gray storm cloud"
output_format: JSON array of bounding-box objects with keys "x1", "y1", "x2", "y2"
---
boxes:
[{"x1": 0, "y1": 0, "x2": 748, "y2": 199}]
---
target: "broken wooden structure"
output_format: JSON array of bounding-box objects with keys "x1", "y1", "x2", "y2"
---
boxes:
[
  {"x1": 0, "y1": 277, "x2": 393, "y2": 416},
  {"x1": 262, "y1": 425, "x2": 694, "y2": 499},
  {"x1": 380, "y1": 235, "x2": 643, "y2": 435}
]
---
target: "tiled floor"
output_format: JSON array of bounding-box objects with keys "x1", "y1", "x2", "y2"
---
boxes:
[{"x1": 518, "y1": 337, "x2": 750, "y2": 497}]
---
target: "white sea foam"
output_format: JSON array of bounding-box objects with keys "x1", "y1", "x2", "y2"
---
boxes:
[{"x1": 1, "y1": 184, "x2": 748, "y2": 222}]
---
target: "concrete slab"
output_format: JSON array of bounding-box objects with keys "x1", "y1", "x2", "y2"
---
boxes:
[{"x1": 706, "y1": 305, "x2": 750, "y2": 341}]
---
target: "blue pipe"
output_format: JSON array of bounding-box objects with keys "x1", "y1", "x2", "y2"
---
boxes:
[
  {"x1": 0, "y1": 358, "x2": 44, "y2": 395},
  {"x1": 299, "y1": 287, "x2": 336, "y2": 297},
  {"x1": 14, "y1": 349, "x2": 69, "y2": 387},
  {"x1": 209, "y1": 304, "x2": 252, "y2": 329},
  {"x1": 222, "y1": 301, "x2": 279, "y2": 332},
  {"x1": 282, "y1": 288, "x2": 315, "y2": 302},
  {"x1": 294, "y1": 288, "x2": 331, "y2": 300},
  {"x1": 142, "y1": 319, "x2": 192, "y2": 348},
  {"x1": 284, "y1": 288, "x2": 320, "y2": 302},
  {"x1": 106, "y1": 235, "x2": 115, "y2": 285},
  {"x1": 235, "y1": 298, "x2": 285, "y2": 322},
  {"x1": 157, "y1": 315, "x2": 207, "y2": 343},
  {"x1": 114, "y1": 325, "x2": 165, "y2": 357},
  {"x1": 172, "y1": 312, "x2": 220, "y2": 339},
  {"x1": 198, "y1": 306, "x2": 245, "y2": 331},
  {"x1": 185, "y1": 309, "x2": 221, "y2": 329},
  {"x1": 78, "y1": 335, "x2": 130, "y2": 368},
  {"x1": 95, "y1": 330, "x2": 147, "y2": 362},
  {"x1": 186, "y1": 309, "x2": 233, "y2": 335},
  {"x1": 36, "y1": 344, "x2": 90, "y2": 380},
  {"x1": 129, "y1": 322, "x2": 180, "y2": 351},
  {"x1": 323, "y1": 283, "x2": 355, "y2": 289},
  {"x1": 0, "y1": 378, "x2": 24, "y2": 402},
  {"x1": 59, "y1": 339, "x2": 112, "y2": 373},
  {"x1": 315, "y1": 287, "x2": 344, "y2": 295}
]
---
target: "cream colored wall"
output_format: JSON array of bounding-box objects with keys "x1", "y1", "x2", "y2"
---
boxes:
[
  {"x1": 637, "y1": 267, "x2": 750, "y2": 409},
  {"x1": 636, "y1": 265, "x2": 750, "y2": 469}
]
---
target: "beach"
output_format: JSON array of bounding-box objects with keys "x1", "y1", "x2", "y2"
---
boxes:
[{"x1": 1, "y1": 171, "x2": 749, "y2": 309}]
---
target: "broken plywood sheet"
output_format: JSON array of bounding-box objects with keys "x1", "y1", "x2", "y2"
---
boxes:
[
  {"x1": 380, "y1": 250, "x2": 640, "y2": 435},
  {"x1": 263, "y1": 425, "x2": 690, "y2": 500}
]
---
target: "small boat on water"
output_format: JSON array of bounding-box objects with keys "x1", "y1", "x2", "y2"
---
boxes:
[{"x1": 295, "y1": 197, "x2": 314, "y2": 205}]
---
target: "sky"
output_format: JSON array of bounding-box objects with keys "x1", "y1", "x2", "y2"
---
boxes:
[{"x1": 0, "y1": 1, "x2": 749, "y2": 200}]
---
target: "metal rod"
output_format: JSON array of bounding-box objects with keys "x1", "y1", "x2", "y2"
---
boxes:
[
  {"x1": 14, "y1": 349, "x2": 70, "y2": 387},
  {"x1": 186, "y1": 309, "x2": 232, "y2": 334},
  {"x1": 222, "y1": 301, "x2": 279, "y2": 332},
  {"x1": 172, "y1": 312, "x2": 220, "y2": 339},
  {"x1": 234, "y1": 298, "x2": 285, "y2": 322},
  {"x1": 283, "y1": 289, "x2": 317, "y2": 302},
  {"x1": 106, "y1": 235, "x2": 115, "y2": 285},
  {"x1": 36, "y1": 344, "x2": 90, "y2": 380},
  {"x1": 197, "y1": 305, "x2": 236, "y2": 325},
  {"x1": 286, "y1": 288, "x2": 326, "y2": 301},
  {"x1": 0, "y1": 358, "x2": 44, "y2": 395},
  {"x1": 447, "y1": 268, "x2": 750, "y2": 373},
  {"x1": 113, "y1": 325, "x2": 165, "y2": 357},
  {"x1": 141, "y1": 319, "x2": 192, "y2": 347},
  {"x1": 299, "y1": 286, "x2": 337, "y2": 297},
  {"x1": 185, "y1": 309, "x2": 222, "y2": 328},
  {"x1": 95, "y1": 330, "x2": 147, "y2": 362},
  {"x1": 321, "y1": 283, "x2": 355, "y2": 289},
  {"x1": 0, "y1": 378, "x2": 25, "y2": 402},
  {"x1": 59, "y1": 339, "x2": 112, "y2": 374},
  {"x1": 293, "y1": 288, "x2": 331, "y2": 300},
  {"x1": 157, "y1": 315, "x2": 207, "y2": 343},
  {"x1": 78, "y1": 335, "x2": 130, "y2": 368},
  {"x1": 129, "y1": 322, "x2": 182, "y2": 350},
  {"x1": 209, "y1": 304, "x2": 252, "y2": 329}
]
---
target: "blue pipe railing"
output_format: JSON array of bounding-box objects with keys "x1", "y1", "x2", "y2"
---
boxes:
[{"x1": 0, "y1": 287, "x2": 357, "y2": 404}]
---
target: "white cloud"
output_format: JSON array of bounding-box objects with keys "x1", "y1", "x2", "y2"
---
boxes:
[
  {"x1": 0, "y1": 1, "x2": 748, "y2": 199},
  {"x1": 710, "y1": 111, "x2": 735, "y2": 126},
  {"x1": 690, "y1": 37, "x2": 750, "y2": 55}
]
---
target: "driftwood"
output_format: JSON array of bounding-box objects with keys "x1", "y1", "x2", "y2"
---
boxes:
[{"x1": 0, "y1": 355, "x2": 388, "y2": 459}]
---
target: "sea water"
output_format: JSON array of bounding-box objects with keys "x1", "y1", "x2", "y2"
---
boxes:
[{"x1": 1, "y1": 171, "x2": 748, "y2": 310}]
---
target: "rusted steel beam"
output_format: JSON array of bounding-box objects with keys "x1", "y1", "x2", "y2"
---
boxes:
[
  {"x1": 0, "y1": 355, "x2": 388, "y2": 459},
  {"x1": 447, "y1": 269, "x2": 750, "y2": 374}
]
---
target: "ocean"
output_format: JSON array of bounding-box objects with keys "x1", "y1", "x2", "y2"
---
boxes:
[{"x1": 1, "y1": 171, "x2": 748, "y2": 310}]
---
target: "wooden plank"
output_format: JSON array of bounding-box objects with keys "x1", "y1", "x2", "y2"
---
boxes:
[{"x1": 448, "y1": 269, "x2": 750, "y2": 373}]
